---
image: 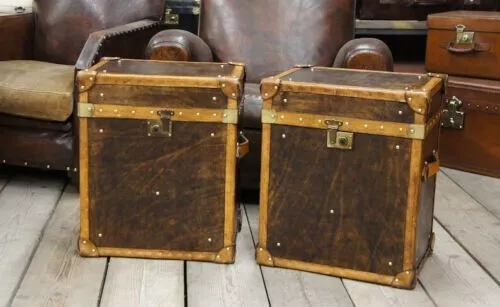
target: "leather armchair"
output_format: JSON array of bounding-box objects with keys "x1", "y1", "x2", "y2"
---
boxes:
[
  {"x1": 0, "y1": 0, "x2": 165, "y2": 177},
  {"x1": 145, "y1": 0, "x2": 394, "y2": 192}
]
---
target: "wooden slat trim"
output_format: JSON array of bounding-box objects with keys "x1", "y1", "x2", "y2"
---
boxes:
[
  {"x1": 77, "y1": 103, "x2": 238, "y2": 124},
  {"x1": 78, "y1": 116, "x2": 91, "y2": 251},
  {"x1": 90, "y1": 73, "x2": 221, "y2": 88},
  {"x1": 279, "y1": 81, "x2": 408, "y2": 102},
  {"x1": 81, "y1": 246, "x2": 221, "y2": 262},
  {"x1": 262, "y1": 109, "x2": 429, "y2": 140}
]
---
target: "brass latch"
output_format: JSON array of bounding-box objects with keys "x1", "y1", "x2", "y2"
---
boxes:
[
  {"x1": 455, "y1": 24, "x2": 474, "y2": 45},
  {"x1": 441, "y1": 96, "x2": 465, "y2": 129},
  {"x1": 325, "y1": 120, "x2": 353, "y2": 149},
  {"x1": 164, "y1": 9, "x2": 179, "y2": 24},
  {"x1": 148, "y1": 110, "x2": 174, "y2": 137}
]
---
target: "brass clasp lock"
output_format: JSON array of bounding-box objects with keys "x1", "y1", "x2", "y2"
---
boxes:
[
  {"x1": 148, "y1": 110, "x2": 174, "y2": 137},
  {"x1": 455, "y1": 24, "x2": 475, "y2": 45},
  {"x1": 164, "y1": 8, "x2": 179, "y2": 24},
  {"x1": 325, "y1": 120, "x2": 353, "y2": 150},
  {"x1": 441, "y1": 96, "x2": 465, "y2": 130}
]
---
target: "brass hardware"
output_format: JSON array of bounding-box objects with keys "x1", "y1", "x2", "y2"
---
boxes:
[
  {"x1": 261, "y1": 109, "x2": 277, "y2": 123},
  {"x1": 222, "y1": 109, "x2": 238, "y2": 124},
  {"x1": 164, "y1": 9, "x2": 179, "y2": 24},
  {"x1": 78, "y1": 103, "x2": 95, "y2": 117},
  {"x1": 441, "y1": 96, "x2": 465, "y2": 129},
  {"x1": 148, "y1": 110, "x2": 174, "y2": 137},
  {"x1": 325, "y1": 120, "x2": 353, "y2": 150},
  {"x1": 455, "y1": 24, "x2": 475, "y2": 44}
]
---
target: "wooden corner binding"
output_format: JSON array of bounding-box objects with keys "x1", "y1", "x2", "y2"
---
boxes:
[
  {"x1": 214, "y1": 245, "x2": 236, "y2": 264},
  {"x1": 405, "y1": 90, "x2": 429, "y2": 115},
  {"x1": 391, "y1": 269, "x2": 417, "y2": 289},
  {"x1": 78, "y1": 237, "x2": 99, "y2": 257},
  {"x1": 77, "y1": 70, "x2": 98, "y2": 93},
  {"x1": 218, "y1": 77, "x2": 241, "y2": 100},
  {"x1": 255, "y1": 246, "x2": 274, "y2": 266},
  {"x1": 260, "y1": 78, "x2": 281, "y2": 100}
]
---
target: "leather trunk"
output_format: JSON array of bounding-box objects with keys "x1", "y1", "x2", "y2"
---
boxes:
[
  {"x1": 257, "y1": 66, "x2": 445, "y2": 289},
  {"x1": 426, "y1": 11, "x2": 500, "y2": 80},
  {"x1": 440, "y1": 76, "x2": 500, "y2": 178},
  {"x1": 358, "y1": 0, "x2": 498, "y2": 21},
  {"x1": 77, "y1": 58, "x2": 245, "y2": 263}
]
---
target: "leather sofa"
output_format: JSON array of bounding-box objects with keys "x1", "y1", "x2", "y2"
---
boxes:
[
  {"x1": 0, "y1": 0, "x2": 166, "y2": 177},
  {"x1": 145, "y1": 0, "x2": 394, "y2": 193}
]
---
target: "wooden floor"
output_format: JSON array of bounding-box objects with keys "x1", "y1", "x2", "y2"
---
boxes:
[{"x1": 0, "y1": 167, "x2": 499, "y2": 307}]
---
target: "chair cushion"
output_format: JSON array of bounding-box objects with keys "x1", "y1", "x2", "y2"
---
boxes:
[{"x1": 0, "y1": 60, "x2": 74, "y2": 122}]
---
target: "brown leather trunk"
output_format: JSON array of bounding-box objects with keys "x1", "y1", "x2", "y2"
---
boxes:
[
  {"x1": 426, "y1": 11, "x2": 500, "y2": 80},
  {"x1": 440, "y1": 76, "x2": 500, "y2": 178},
  {"x1": 77, "y1": 58, "x2": 246, "y2": 263},
  {"x1": 257, "y1": 66, "x2": 445, "y2": 289},
  {"x1": 358, "y1": 0, "x2": 498, "y2": 21}
]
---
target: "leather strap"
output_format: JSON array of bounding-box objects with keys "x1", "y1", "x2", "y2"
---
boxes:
[
  {"x1": 422, "y1": 151, "x2": 440, "y2": 180},
  {"x1": 237, "y1": 132, "x2": 249, "y2": 158}
]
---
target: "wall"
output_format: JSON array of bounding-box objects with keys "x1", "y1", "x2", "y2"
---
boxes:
[{"x1": 0, "y1": 0, "x2": 32, "y2": 8}]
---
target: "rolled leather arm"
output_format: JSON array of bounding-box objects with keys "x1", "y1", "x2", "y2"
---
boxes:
[
  {"x1": 333, "y1": 38, "x2": 394, "y2": 72},
  {"x1": 145, "y1": 29, "x2": 213, "y2": 62},
  {"x1": 76, "y1": 20, "x2": 163, "y2": 70}
]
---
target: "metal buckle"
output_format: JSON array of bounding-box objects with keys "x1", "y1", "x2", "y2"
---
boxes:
[{"x1": 325, "y1": 120, "x2": 353, "y2": 150}]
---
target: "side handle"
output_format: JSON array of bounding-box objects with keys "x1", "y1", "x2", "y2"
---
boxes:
[
  {"x1": 237, "y1": 131, "x2": 249, "y2": 159},
  {"x1": 422, "y1": 151, "x2": 440, "y2": 181}
]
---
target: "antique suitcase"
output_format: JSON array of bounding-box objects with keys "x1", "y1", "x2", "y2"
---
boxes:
[
  {"x1": 164, "y1": 0, "x2": 200, "y2": 34},
  {"x1": 77, "y1": 58, "x2": 246, "y2": 263},
  {"x1": 440, "y1": 76, "x2": 500, "y2": 178},
  {"x1": 426, "y1": 11, "x2": 500, "y2": 80},
  {"x1": 257, "y1": 66, "x2": 445, "y2": 289},
  {"x1": 358, "y1": 0, "x2": 498, "y2": 21}
]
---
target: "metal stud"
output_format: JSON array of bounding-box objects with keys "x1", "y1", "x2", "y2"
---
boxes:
[
  {"x1": 226, "y1": 247, "x2": 230, "y2": 251},
  {"x1": 405, "y1": 87, "x2": 409, "y2": 90},
  {"x1": 223, "y1": 113, "x2": 228, "y2": 118},
  {"x1": 406, "y1": 271, "x2": 410, "y2": 275},
  {"x1": 418, "y1": 75, "x2": 422, "y2": 80},
  {"x1": 395, "y1": 145, "x2": 400, "y2": 150},
  {"x1": 395, "y1": 278, "x2": 399, "y2": 282},
  {"x1": 380, "y1": 125, "x2": 384, "y2": 130},
  {"x1": 131, "y1": 110, "x2": 136, "y2": 114},
  {"x1": 288, "y1": 78, "x2": 293, "y2": 81},
  {"x1": 232, "y1": 93, "x2": 236, "y2": 97},
  {"x1": 1, "y1": 160, "x2": 5, "y2": 163},
  {"x1": 264, "y1": 93, "x2": 268, "y2": 97},
  {"x1": 155, "y1": 191, "x2": 160, "y2": 196},
  {"x1": 99, "y1": 129, "x2": 103, "y2": 133},
  {"x1": 268, "y1": 257, "x2": 272, "y2": 261},
  {"x1": 220, "y1": 64, "x2": 224, "y2": 68},
  {"x1": 98, "y1": 233, "x2": 103, "y2": 237},
  {"x1": 82, "y1": 240, "x2": 87, "y2": 244},
  {"x1": 80, "y1": 85, "x2": 84, "y2": 89},
  {"x1": 66, "y1": 167, "x2": 70, "y2": 171},
  {"x1": 24, "y1": 162, "x2": 28, "y2": 166},
  {"x1": 317, "y1": 119, "x2": 322, "y2": 123},
  {"x1": 345, "y1": 122, "x2": 349, "y2": 126},
  {"x1": 216, "y1": 255, "x2": 220, "y2": 259},
  {"x1": 222, "y1": 84, "x2": 226, "y2": 88},
  {"x1": 283, "y1": 98, "x2": 288, "y2": 103},
  {"x1": 210, "y1": 133, "x2": 215, "y2": 137},
  {"x1": 364, "y1": 124, "x2": 368, "y2": 128},
  {"x1": 88, "y1": 107, "x2": 92, "y2": 111},
  {"x1": 399, "y1": 128, "x2": 403, "y2": 132},
  {"x1": 274, "y1": 85, "x2": 278, "y2": 89},
  {"x1": 46, "y1": 165, "x2": 50, "y2": 169},
  {"x1": 271, "y1": 114, "x2": 276, "y2": 119},
  {"x1": 276, "y1": 242, "x2": 281, "y2": 247},
  {"x1": 299, "y1": 117, "x2": 303, "y2": 122},
  {"x1": 282, "y1": 134, "x2": 286, "y2": 139},
  {"x1": 280, "y1": 115, "x2": 285, "y2": 119},
  {"x1": 388, "y1": 261, "x2": 393, "y2": 266},
  {"x1": 330, "y1": 209, "x2": 334, "y2": 214},
  {"x1": 92, "y1": 249, "x2": 96, "y2": 252},
  {"x1": 148, "y1": 133, "x2": 151, "y2": 137},
  {"x1": 208, "y1": 238, "x2": 212, "y2": 242},
  {"x1": 418, "y1": 108, "x2": 422, "y2": 112},
  {"x1": 398, "y1": 110, "x2": 403, "y2": 115},
  {"x1": 217, "y1": 75, "x2": 221, "y2": 77},
  {"x1": 259, "y1": 248, "x2": 263, "y2": 252},
  {"x1": 99, "y1": 108, "x2": 103, "y2": 112},
  {"x1": 150, "y1": 110, "x2": 154, "y2": 114},
  {"x1": 196, "y1": 112, "x2": 200, "y2": 116},
  {"x1": 410, "y1": 129, "x2": 415, "y2": 134},
  {"x1": 113, "y1": 109, "x2": 117, "y2": 113},
  {"x1": 89, "y1": 77, "x2": 93, "y2": 81},
  {"x1": 74, "y1": 168, "x2": 78, "y2": 172},
  {"x1": 212, "y1": 96, "x2": 217, "y2": 101},
  {"x1": 213, "y1": 113, "x2": 217, "y2": 117},
  {"x1": 102, "y1": 70, "x2": 107, "y2": 73},
  {"x1": 408, "y1": 97, "x2": 412, "y2": 102}
]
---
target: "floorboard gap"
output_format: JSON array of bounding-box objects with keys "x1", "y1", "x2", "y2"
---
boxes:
[
  {"x1": 417, "y1": 279, "x2": 438, "y2": 307},
  {"x1": 434, "y1": 217, "x2": 500, "y2": 286},
  {"x1": 7, "y1": 179, "x2": 69, "y2": 306},
  {"x1": 97, "y1": 257, "x2": 110, "y2": 307},
  {"x1": 340, "y1": 279, "x2": 356, "y2": 307},
  {"x1": 184, "y1": 261, "x2": 188, "y2": 307},
  {"x1": 440, "y1": 171, "x2": 500, "y2": 220},
  {"x1": 243, "y1": 204, "x2": 272, "y2": 307}
]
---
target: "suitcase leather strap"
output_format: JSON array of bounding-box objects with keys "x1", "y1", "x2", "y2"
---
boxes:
[
  {"x1": 237, "y1": 132, "x2": 249, "y2": 159},
  {"x1": 422, "y1": 151, "x2": 440, "y2": 180}
]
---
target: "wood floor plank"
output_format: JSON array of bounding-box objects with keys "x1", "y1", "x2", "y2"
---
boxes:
[
  {"x1": 434, "y1": 173, "x2": 500, "y2": 283},
  {"x1": 11, "y1": 185, "x2": 107, "y2": 307},
  {"x1": 0, "y1": 173, "x2": 65, "y2": 306},
  {"x1": 245, "y1": 205, "x2": 354, "y2": 307},
  {"x1": 419, "y1": 221, "x2": 500, "y2": 307},
  {"x1": 441, "y1": 167, "x2": 500, "y2": 219},
  {"x1": 343, "y1": 280, "x2": 435, "y2": 307},
  {"x1": 100, "y1": 258, "x2": 184, "y2": 307},
  {"x1": 187, "y1": 205, "x2": 269, "y2": 307}
]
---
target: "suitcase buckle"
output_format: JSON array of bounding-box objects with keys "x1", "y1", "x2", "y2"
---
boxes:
[
  {"x1": 441, "y1": 96, "x2": 465, "y2": 130},
  {"x1": 148, "y1": 110, "x2": 174, "y2": 137},
  {"x1": 325, "y1": 120, "x2": 353, "y2": 150},
  {"x1": 455, "y1": 24, "x2": 474, "y2": 45}
]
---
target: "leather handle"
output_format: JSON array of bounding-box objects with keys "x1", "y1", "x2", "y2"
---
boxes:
[
  {"x1": 408, "y1": 0, "x2": 450, "y2": 6},
  {"x1": 237, "y1": 132, "x2": 249, "y2": 159},
  {"x1": 447, "y1": 41, "x2": 477, "y2": 54},
  {"x1": 422, "y1": 151, "x2": 440, "y2": 181}
]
